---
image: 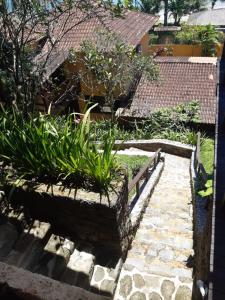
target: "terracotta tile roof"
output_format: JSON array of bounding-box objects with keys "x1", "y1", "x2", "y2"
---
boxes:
[
  {"x1": 40, "y1": 7, "x2": 158, "y2": 79},
  {"x1": 122, "y1": 56, "x2": 218, "y2": 124},
  {"x1": 55, "y1": 9, "x2": 158, "y2": 51}
]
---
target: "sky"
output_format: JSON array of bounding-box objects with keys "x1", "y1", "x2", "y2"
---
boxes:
[
  {"x1": 113, "y1": 0, "x2": 225, "y2": 9},
  {"x1": 113, "y1": 0, "x2": 225, "y2": 23}
]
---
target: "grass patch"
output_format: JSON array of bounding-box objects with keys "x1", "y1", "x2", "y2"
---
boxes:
[
  {"x1": 201, "y1": 138, "x2": 214, "y2": 176},
  {"x1": 116, "y1": 154, "x2": 150, "y2": 181}
]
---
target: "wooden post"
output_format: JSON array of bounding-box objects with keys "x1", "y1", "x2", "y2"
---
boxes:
[{"x1": 136, "y1": 182, "x2": 140, "y2": 198}]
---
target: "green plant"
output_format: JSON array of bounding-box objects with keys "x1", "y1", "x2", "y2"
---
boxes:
[
  {"x1": 198, "y1": 179, "x2": 213, "y2": 197},
  {"x1": 69, "y1": 30, "x2": 158, "y2": 120},
  {"x1": 174, "y1": 24, "x2": 225, "y2": 56},
  {"x1": 0, "y1": 106, "x2": 119, "y2": 193},
  {"x1": 175, "y1": 25, "x2": 202, "y2": 44},
  {"x1": 200, "y1": 137, "x2": 214, "y2": 176},
  {"x1": 92, "y1": 100, "x2": 200, "y2": 146},
  {"x1": 200, "y1": 25, "x2": 221, "y2": 56}
]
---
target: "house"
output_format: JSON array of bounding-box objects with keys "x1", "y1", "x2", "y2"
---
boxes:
[
  {"x1": 36, "y1": 7, "x2": 158, "y2": 117},
  {"x1": 187, "y1": 8, "x2": 225, "y2": 31},
  {"x1": 120, "y1": 57, "x2": 218, "y2": 125}
]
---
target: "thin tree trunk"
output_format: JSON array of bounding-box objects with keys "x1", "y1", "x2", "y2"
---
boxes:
[{"x1": 164, "y1": 0, "x2": 168, "y2": 26}]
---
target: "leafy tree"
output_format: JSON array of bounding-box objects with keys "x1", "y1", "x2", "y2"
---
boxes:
[
  {"x1": 0, "y1": 0, "x2": 115, "y2": 115},
  {"x1": 168, "y1": 0, "x2": 207, "y2": 25},
  {"x1": 135, "y1": 0, "x2": 206, "y2": 25},
  {"x1": 69, "y1": 30, "x2": 158, "y2": 120},
  {"x1": 138, "y1": 0, "x2": 162, "y2": 14},
  {"x1": 164, "y1": 0, "x2": 169, "y2": 25},
  {"x1": 193, "y1": 0, "x2": 208, "y2": 11},
  {"x1": 168, "y1": 0, "x2": 192, "y2": 25}
]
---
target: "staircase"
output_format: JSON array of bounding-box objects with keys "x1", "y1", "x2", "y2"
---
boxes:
[
  {"x1": 0, "y1": 206, "x2": 122, "y2": 299},
  {"x1": 114, "y1": 154, "x2": 194, "y2": 300}
]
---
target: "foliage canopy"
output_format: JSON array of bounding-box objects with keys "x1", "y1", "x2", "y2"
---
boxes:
[
  {"x1": 0, "y1": 0, "x2": 116, "y2": 115},
  {"x1": 92, "y1": 100, "x2": 200, "y2": 145},
  {"x1": 69, "y1": 30, "x2": 158, "y2": 118}
]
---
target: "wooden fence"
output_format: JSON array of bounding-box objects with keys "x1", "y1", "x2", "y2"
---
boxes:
[{"x1": 128, "y1": 148, "x2": 161, "y2": 198}]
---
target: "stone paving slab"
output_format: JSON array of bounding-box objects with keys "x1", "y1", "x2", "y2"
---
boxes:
[
  {"x1": 115, "y1": 266, "x2": 192, "y2": 300},
  {"x1": 114, "y1": 154, "x2": 194, "y2": 300}
]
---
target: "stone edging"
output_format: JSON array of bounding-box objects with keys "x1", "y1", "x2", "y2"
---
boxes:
[{"x1": 114, "y1": 139, "x2": 194, "y2": 158}]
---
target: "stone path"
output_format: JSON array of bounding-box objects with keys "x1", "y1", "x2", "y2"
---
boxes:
[
  {"x1": 115, "y1": 154, "x2": 194, "y2": 300},
  {"x1": 112, "y1": 147, "x2": 154, "y2": 157}
]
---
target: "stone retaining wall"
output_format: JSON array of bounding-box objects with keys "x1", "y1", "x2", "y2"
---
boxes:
[{"x1": 4, "y1": 174, "x2": 131, "y2": 256}]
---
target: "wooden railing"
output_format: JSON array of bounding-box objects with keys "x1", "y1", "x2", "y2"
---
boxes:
[
  {"x1": 195, "y1": 132, "x2": 208, "y2": 184},
  {"x1": 128, "y1": 148, "x2": 162, "y2": 198}
]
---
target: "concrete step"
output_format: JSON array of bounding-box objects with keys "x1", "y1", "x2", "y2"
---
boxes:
[
  {"x1": 90, "y1": 259, "x2": 123, "y2": 297},
  {"x1": 61, "y1": 245, "x2": 95, "y2": 290},
  {"x1": 4, "y1": 221, "x2": 51, "y2": 271},
  {"x1": 34, "y1": 234, "x2": 75, "y2": 280}
]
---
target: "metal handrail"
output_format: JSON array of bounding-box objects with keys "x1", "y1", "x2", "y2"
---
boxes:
[{"x1": 128, "y1": 148, "x2": 161, "y2": 196}]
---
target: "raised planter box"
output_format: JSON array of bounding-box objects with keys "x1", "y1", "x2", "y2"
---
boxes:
[{"x1": 4, "y1": 174, "x2": 131, "y2": 256}]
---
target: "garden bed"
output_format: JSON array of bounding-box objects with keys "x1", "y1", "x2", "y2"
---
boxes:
[{"x1": 0, "y1": 109, "x2": 134, "y2": 256}]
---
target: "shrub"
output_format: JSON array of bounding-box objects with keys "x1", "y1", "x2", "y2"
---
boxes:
[
  {"x1": 92, "y1": 101, "x2": 200, "y2": 145},
  {"x1": 149, "y1": 33, "x2": 159, "y2": 44},
  {"x1": 174, "y1": 24, "x2": 225, "y2": 56},
  {"x1": 0, "y1": 106, "x2": 119, "y2": 193},
  {"x1": 175, "y1": 24, "x2": 201, "y2": 45}
]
